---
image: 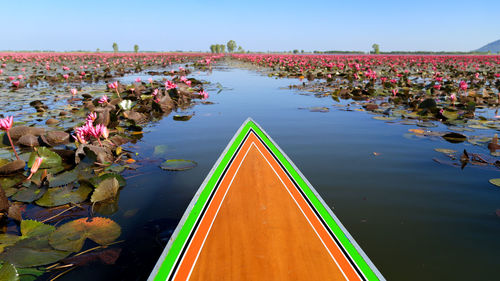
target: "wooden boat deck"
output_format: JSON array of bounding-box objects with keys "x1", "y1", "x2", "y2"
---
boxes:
[{"x1": 149, "y1": 119, "x2": 385, "y2": 281}]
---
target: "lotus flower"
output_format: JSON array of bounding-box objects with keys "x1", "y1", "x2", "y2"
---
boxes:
[
  {"x1": 165, "y1": 80, "x2": 177, "y2": 89},
  {"x1": 27, "y1": 157, "x2": 43, "y2": 180},
  {"x1": 70, "y1": 88, "x2": 77, "y2": 96},
  {"x1": 0, "y1": 116, "x2": 19, "y2": 160},
  {"x1": 98, "y1": 95, "x2": 109, "y2": 104},
  {"x1": 198, "y1": 90, "x2": 209, "y2": 100}
]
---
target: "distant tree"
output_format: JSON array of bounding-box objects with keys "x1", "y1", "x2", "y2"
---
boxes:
[
  {"x1": 237, "y1": 46, "x2": 244, "y2": 53},
  {"x1": 215, "y1": 44, "x2": 221, "y2": 53},
  {"x1": 96, "y1": 48, "x2": 100, "y2": 53},
  {"x1": 227, "y1": 40, "x2": 237, "y2": 53},
  {"x1": 112, "y1": 42, "x2": 119, "y2": 53},
  {"x1": 210, "y1": 44, "x2": 216, "y2": 53},
  {"x1": 220, "y1": 44, "x2": 226, "y2": 53},
  {"x1": 301, "y1": 50, "x2": 304, "y2": 53},
  {"x1": 134, "y1": 44, "x2": 139, "y2": 53},
  {"x1": 293, "y1": 49, "x2": 299, "y2": 54},
  {"x1": 372, "y1": 44, "x2": 380, "y2": 54}
]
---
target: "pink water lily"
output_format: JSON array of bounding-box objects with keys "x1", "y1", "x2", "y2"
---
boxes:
[
  {"x1": 98, "y1": 95, "x2": 109, "y2": 104},
  {"x1": 165, "y1": 80, "x2": 177, "y2": 89},
  {"x1": 459, "y1": 81, "x2": 468, "y2": 91},
  {"x1": 12, "y1": 81, "x2": 20, "y2": 87},
  {"x1": 27, "y1": 157, "x2": 43, "y2": 180},
  {"x1": 0, "y1": 116, "x2": 19, "y2": 160},
  {"x1": 198, "y1": 90, "x2": 209, "y2": 100},
  {"x1": 70, "y1": 88, "x2": 77, "y2": 96},
  {"x1": 135, "y1": 78, "x2": 141, "y2": 83}
]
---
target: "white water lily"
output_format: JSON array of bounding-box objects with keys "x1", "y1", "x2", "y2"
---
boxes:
[{"x1": 119, "y1": 99, "x2": 133, "y2": 110}]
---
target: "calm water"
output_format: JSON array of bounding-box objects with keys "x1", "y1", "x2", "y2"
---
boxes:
[{"x1": 64, "y1": 65, "x2": 500, "y2": 281}]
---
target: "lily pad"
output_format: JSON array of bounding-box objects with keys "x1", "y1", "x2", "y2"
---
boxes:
[
  {"x1": 173, "y1": 115, "x2": 193, "y2": 121},
  {"x1": 49, "y1": 217, "x2": 121, "y2": 252},
  {"x1": 90, "y1": 173, "x2": 126, "y2": 188},
  {"x1": 442, "y1": 132, "x2": 467, "y2": 143},
  {"x1": 0, "y1": 262, "x2": 18, "y2": 281},
  {"x1": 35, "y1": 184, "x2": 92, "y2": 207},
  {"x1": 28, "y1": 147, "x2": 62, "y2": 169},
  {"x1": 0, "y1": 246, "x2": 70, "y2": 268},
  {"x1": 11, "y1": 186, "x2": 46, "y2": 203},
  {"x1": 160, "y1": 159, "x2": 197, "y2": 171},
  {"x1": 489, "y1": 178, "x2": 500, "y2": 187},
  {"x1": 434, "y1": 148, "x2": 457, "y2": 154},
  {"x1": 48, "y1": 169, "x2": 79, "y2": 187},
  {"x1": 91, "y1": 178, "x2": 119, "y2": 203}
]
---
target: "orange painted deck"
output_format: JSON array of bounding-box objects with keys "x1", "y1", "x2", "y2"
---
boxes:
[{"x1": 172, "y1": 133, "x2": 359, "y2": 281}]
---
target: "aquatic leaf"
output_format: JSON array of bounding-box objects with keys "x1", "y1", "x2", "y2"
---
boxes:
[
  {"x1": 434, "y1": 148, "x2": 457, "y2": 154},
  {"x1": 489, "y1": 179, "x2": 500, "y2": 187},
  {"x1": 28, "y1": 147, "x2": 62, "y2": 169},
  {"x1": 442, "y1": 110, "x2": 459, "y2": 120},
  {"x1": 160, "y1": 159, "x2": 197, "y2": 171},
  {"x1": 373, "y1": 116, "x2": 396, "y2": 121},
  {"x1": 0, "y1": 262, "x2": 18, "y2": 281},
  {"x1": 0, "y1": 246, "x2": 70, "y2": 268},
  {"x1": 8, "y1": 203, "x2": 25, "y2": 222},
  {"x1": 35, "y1": 184, "x2": 92, "y2": 207},
  {"x1": 0, "y1": 234, "x2": 22, "y2": 253},
  {"x1": 49, "y1": 217, "x2": 121, "y2": 252},
  {"x1": 173, "y1": 115, "x2": 193, "y2": 121},
  {"x1": 20, "y1": 219, "x2": 55, "y2": 238},
  {"x1": 11, "y1": 186, "x2": 46, "y2": 203},
  {"x1": 90, "y1": 173, "x2": 126, "y2": 187},
  {"x1": 91, "y1": 178, "x2": 119, "y2": 203},
  {"x1": 48, "y1": 169, "x2": 79, "y2": 187},
  {"x1": 442, "y1": 132, "x2": 467, "y2": 143},
  {"x1": 17, "y1": 268, "x2": 44, "y2": 281},
  {"x1": 0, "y1": 220, "x2": 65, "y2": 267}
]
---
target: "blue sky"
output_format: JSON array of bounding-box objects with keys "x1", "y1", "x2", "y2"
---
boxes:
[{"x1": 1, "y1": 0, "x2": 499, "y2": 52}]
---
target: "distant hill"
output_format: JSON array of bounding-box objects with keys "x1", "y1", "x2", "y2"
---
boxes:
[{"x1": 476, "y1": 39, "x2": 500, "y2": 53}]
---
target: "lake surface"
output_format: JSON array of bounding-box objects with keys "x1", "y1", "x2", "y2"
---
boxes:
[{"x1": 64, "y1": 64, "x2": 500, "y2": 281}]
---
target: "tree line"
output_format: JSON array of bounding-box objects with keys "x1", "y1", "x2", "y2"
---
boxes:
[{"x1": 210, "y1": 40, "x2": 245, "y2": 53}]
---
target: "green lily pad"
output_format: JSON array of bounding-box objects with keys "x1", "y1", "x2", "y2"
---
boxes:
[
  {"x1": 489, "y1": 178, "x2": 500, "y2": 187},
  {"x1": 35, "y1": 184, "x2": 92, "y2": 207},
  {"x1": 48, "y1": 169, "x2": 79, "y2": 187},
  {"x1": 160, "y1": 159, "x2": 197, "y2": 171},
  {"x1": 0, "y1": 262, "x2": 18, "y2": 281},
  {"x1": 91, "y1": 178, "x2": 119, "y2": 203},
  {"x1": 90, "y1": 173, "x2": 126, "y2": 188},
  {"x1": 0, "y1": 220, "x2": 67, "y2": 268},
  {"x1": 17, "y1": 268, "x2": 44, "y2": 281},
  {"x1": 11, "y1": 186, "x2": 46, "y2": 203},
  {"x1": 27, "y1": 147, "x2": 62, "y2": 169},
  {"x1": 173, "y1": 115, "x2": 193, "y2": 121},
  {"x1": 442, "y1": 110, "x2": 459, "y2": 120},
  {"x1": 49, "y1": 217, "x2": 121, "y2": 252},
  {"x1": 0, "y1": 246, "x2": 70, "y2": 268}
]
